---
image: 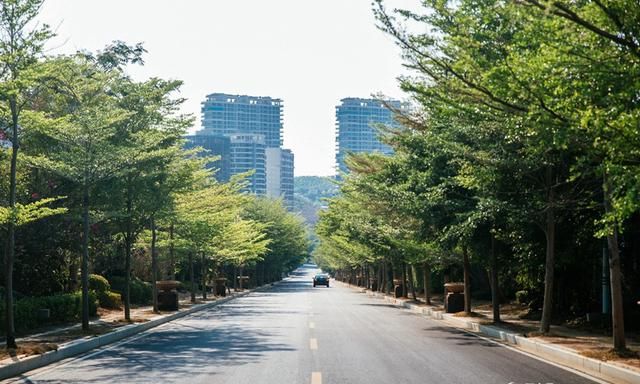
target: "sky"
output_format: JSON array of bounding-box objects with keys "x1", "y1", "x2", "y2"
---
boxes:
[{"x1": 37, "y1": 0, "x2": 421, "y2": 176}]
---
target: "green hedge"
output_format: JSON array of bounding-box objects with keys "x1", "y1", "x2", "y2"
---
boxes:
[
  {"x1": 109, "y1": 276, "x2": 152, "y2": 305},
  {"x1": 0, "y1": 291, "x2": 98, "y2": 334},
  {"x1": 89, "y1": 274, "x2": 123, "y2": 309},
  {"x1": 98, "y1": 291, "x2": 122, "y2": 309},
  {"x1": 89, "y1": 274, "x2": 111, "y2": 294}
]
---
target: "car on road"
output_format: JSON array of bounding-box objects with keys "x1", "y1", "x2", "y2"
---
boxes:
[{"x1": 313, "y1": 273, "x2": 330, "y2": 287}]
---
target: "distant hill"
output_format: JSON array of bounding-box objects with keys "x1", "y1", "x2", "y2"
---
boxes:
[{"x1": 294, "y1": 176, "x2": 339, "y2": 226}]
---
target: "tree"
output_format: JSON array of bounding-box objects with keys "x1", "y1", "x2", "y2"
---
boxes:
[
  {"x1": 28, "y1": 55, "x2": 132, "y2": 330},
  {"x1": 242, "y1": 197, "x2": 309, "y2": 285},
  {"x1": 374, "y1": 0, "x2": 638, "y2": 349},
  {"x1": 0, "y1": 0, "x2": 53, "y2": 347},
  {"x1": 514, "y1": 0, "x2": 640, "y2": 353},
  {"x1": 103, "y1": 71, "x2": 190, "y2": 318},
  {"x1": 173, "y1": 175, "x2": 249, "y2": 300}
]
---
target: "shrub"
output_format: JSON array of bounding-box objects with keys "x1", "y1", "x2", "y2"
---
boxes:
[
  {"x1": 98, "y1": 291, "x2": 122, "y2": 309},
  {"x1": 0, "y1": 291, "x2": 98, "y2": 334},
  {"x1": 89, "y1": 274, "x2": 111, "y2": 294},
  {"x1": 109, "y1": 276, "x2": 152, "y2": 305},
  {"x1": 515, "y1": 290, "x2": 529, "y2": 305}
]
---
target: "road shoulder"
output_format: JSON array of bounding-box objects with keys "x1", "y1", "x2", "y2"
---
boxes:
[{"x1": 340, "y1": 281, "x2": 640, "y2": 384}]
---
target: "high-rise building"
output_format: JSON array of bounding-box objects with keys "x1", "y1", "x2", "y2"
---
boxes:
[
  {"x1": 200, "y1": 93, "x2": 283, "y2": 148},
  {"x1": 335, "y1": 97, "x2": 406, "y2": 174},
  {"x1": 266, "y1": 148, "x2": 294, "y2": 209},
  {"x1": 280, "y1": 149, "x2": 294, "y2": 209},
  {"x1": 188, "y1": 93, "x2": 294, "y2": 206},
  {"x1": 183, "y1": 135, "x2": 232, "y2": 182},
  {"x1": 229, "y1": 134, "x2": 267, "y2": 195}
]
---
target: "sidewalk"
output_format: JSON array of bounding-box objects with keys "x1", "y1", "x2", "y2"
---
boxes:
[
  {"x1": 342, "y1": 282, "x2": 640, "y2": 384},
  {"x1": 0, "y1": 284, "x2": 276, "y2": 381}
]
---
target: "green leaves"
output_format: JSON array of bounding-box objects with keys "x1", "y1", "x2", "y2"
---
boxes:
[{"x1": 0, "y1": 197, "x2": 66, "y2": 227}]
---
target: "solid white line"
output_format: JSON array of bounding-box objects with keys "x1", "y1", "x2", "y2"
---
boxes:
[
  {"x1": 456, "y1": 329, "x2": 611, "y2": 384},
  {"x1": 356, "y1": 285, "x2": 612, "y2": 384}
]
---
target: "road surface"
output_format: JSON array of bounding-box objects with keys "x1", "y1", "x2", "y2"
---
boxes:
[{"x1": 8, "y1": 264, "x2": 603, "y2": 384}]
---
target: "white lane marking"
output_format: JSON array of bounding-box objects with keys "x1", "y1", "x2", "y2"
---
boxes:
[
  {"x1": 309, "y1": 338, "x2": 318, "y2": 350},
  {"x1": 311, "y1": 371, "x2": 322, "y2": 384},
  {"x1": 309, "y1": 322, "x2": 315, "y2": 329},
  {"x1": 362, "y1": 289, "x2": 609, "y2": 384},
  {"x1": 458, "y1": 329, "x2": 610, "y2": 384}
]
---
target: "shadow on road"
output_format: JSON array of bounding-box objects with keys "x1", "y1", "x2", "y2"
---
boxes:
[
  {"x1": 422, "y1": 326, "x2": 499, "y2": 347},
  {"x1": 28, "y1": 293, "x2": 303, "y2": 383}
]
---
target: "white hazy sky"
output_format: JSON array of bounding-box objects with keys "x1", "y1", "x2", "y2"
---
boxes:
[{"x1": 37, "y1": 0, "x2": 421, "y2": 176}]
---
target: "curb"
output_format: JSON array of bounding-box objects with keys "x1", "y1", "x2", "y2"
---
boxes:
[
  {"x1": 0, "y1": 282, "x2": 280, "y2": 381},
  {"x1": 346, "y1": 283, "x2": 640, "y2": 384}
]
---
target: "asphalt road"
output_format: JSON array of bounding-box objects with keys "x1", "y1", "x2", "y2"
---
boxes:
[{"x1": 9, "y1": 264, "x2": 603, "y2": 384}]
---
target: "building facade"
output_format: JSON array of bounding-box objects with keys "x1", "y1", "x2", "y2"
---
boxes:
[
  {"x1": 200, "y1": 93, "x2": 283, "y2": 148},
  {"x1": 280, "y1": 149, "x2": 294, "y2": 209},
  {"x1": 335, "y1": 97, "x2": 405, "y2": 174},
  {"x1": 266, "y1": 148, "x2": 294, "y2": 209},
  {"x1": 229, "y1": 134, "x2": 267, "y2": 195},
  {"x1": 187, "y1": 93, "x2": 294, "y2": 206},
  {"x1": 183, "y1": 134, "x2": 232, "y2": 182}
]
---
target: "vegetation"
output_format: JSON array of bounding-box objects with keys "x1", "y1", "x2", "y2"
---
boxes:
[
  {"x1": 294, "y1": 176, "x2": 338, "y2": 226},
  {"x1": 0, "y1": 0, "x2": 309, "y2": 348},
  {"x1": 315, "y1": 0, "x2": 640, "y2": 353}
]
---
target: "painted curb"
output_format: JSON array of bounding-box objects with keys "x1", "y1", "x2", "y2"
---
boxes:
[
  {"x1": 0, "y1": 282, "x2": 280, "y2": 381},
  {"x1": 347, "y1": 283, "x2": 640, "y2": 384}
]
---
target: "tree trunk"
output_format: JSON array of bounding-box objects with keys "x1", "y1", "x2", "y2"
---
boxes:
[
  {"x1": 463, "y1": 245, "x2": 472, "y2": 315},
  {"x1": 5, "y1": 98, "x2": 19, "y2": 348},
  {"x1": 151, "y1": 216, "x2": 158, "y2": 313},
  {"x1": 239, "y1": 266, "x2": 244, "y2": 290},
  {"x1": 604, "y1": 175, "x2": 626, "y2": 351},
  {"x1": 169, "y1": 223, "x2": 175, "y2": 280},
  {"x1": 124, "y1": 237, "x2": 131, "y2": 320},
  {"x1": 201, "y1": 252, "x2": 207, "y2": 300},
  {"x1": 81, "y1": 180, "x2": 90, "y2": 330},
  {"x1": 365, "y1": 265, "x2": 369, "y2": 288},
  {"x1": 385, "y1": 262, "x2": 396, "y2": 295},
  {"x1": 410, "y1": 265, "x2": 417, "y2": 301},
  {"x1": 541, "y1": 168, "x2": 556, "y2": 334},
  {"x1": 490, "y1": 234, "x2": 500, "y2": 323},
  {"x1": 189, "y1": 252, "x2": 195, "y2": 303},
  {"x1": 402, "y1": 262, "x2": 408, "y2": 298},
  {"x1": 423, "y1": 262, "x2": 431, "y2": 305},
  {"x1": 123, "y1": 178, "x2": 133, "y2": 321},
  {"x1": 233, "y1": 266, "x2": 238, "y2": 291}
]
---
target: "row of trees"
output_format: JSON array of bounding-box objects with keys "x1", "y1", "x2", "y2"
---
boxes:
[
  {"x1": 1, "y1": 0, "x2": 309, "y2": 349},
  {"x1": 315, "y1": 0, "x2": 639, "y2": 352}
]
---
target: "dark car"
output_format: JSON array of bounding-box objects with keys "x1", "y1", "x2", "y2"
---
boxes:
[{"x1": 313, "y1": 273, "x2": 330, "y2": 287}]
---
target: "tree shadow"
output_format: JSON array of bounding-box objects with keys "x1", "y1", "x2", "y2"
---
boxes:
[
  {"x1": 24, "y1": 293, "x2": 300, "y2": 383},
  {"x1": 421, "y1": 325, "x2": 498, "y2": 347}
]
